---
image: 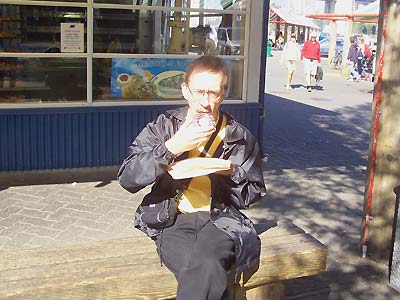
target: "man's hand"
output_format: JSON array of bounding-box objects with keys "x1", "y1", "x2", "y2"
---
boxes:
[{"x1": 165, "y1": 115, "x2": 215, "y2": 155}]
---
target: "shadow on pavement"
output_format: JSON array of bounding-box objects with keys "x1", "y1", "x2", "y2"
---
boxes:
[
  {"x1": 256, "y1": 94, "x2": 399, "y2": 299},
  {"x1": 0, "y1": 166, "x2": 119, "y2": 191},
  {"x1": 262, "y1": 93, "x2": 370, "y2": 172}
]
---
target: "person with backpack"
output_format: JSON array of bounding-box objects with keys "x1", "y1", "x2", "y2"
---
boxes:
[{"x1": 357, "y1": 36, "x2": 372, "y2": 79}]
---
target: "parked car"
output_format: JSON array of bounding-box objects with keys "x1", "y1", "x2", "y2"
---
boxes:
[{"x1": 319, "y1": 38, "x2": 344, "y2": 57}]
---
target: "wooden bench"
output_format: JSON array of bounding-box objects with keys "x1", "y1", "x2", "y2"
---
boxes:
[{"x1": 0, "y1": 221, "x2": 327, "y2": 300}]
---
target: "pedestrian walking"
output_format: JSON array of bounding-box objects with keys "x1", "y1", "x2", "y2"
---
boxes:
[
  {"x1": 301, "y1": 31, "x2": 321, "y2": 92},
  {"x1": 280, "y1": 32, "x2": 300, "y2": 90},
  {"x1": 357, "y1": 36, "x2": 372, "y2": 80},
  {"x1": 347, "y1": 36, "x2": 361, "y2": 81}
]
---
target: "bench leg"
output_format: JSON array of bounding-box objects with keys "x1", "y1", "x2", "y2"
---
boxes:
[{"x1": 231, "y1": 282, "x2": 285, "y2": 300}]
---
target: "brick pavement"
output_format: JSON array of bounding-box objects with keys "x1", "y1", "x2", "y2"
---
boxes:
[
  {"x1": 0, "y1": 168, "x2": 149, "y2": 250},
  {"x1": 0, "y1": 50, "x2": 399, "y2": 299}
]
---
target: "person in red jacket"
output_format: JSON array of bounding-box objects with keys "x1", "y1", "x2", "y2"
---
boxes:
[{"x1": 301, "y1": 31, "x2": 321, "y2": 92}]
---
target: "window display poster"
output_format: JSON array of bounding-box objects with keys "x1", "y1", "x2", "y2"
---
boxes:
[
  {"x1": 61, "y1": 23, "x2": 84, "y2": 53},
  {"x1": 110, "y1": 58, "x2": 193, "y2": 99},
  {"x1": 110, "y1": 57, "x2": 232, "y2": 100}
]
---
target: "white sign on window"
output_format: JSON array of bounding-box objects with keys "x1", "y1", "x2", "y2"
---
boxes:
[{"x1": 61, "y1": 23, "x2": 84, "y2": 53}]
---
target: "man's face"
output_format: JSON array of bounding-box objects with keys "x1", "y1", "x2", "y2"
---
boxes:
[{"x1": 181, "y1": 70, "x2": 224, "y2": 119}]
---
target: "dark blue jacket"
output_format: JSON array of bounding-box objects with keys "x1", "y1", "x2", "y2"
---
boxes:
[{"x1": 118, "y1": 106, "x2": 267, "y2": 277}]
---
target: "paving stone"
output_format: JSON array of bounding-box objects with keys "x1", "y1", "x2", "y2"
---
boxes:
[
  {"x1": 47, "y1": 207, "x2": 74, "y2": 221},
  {"x1": 74, "y1": 218, "x2": 111, "y2": 232},
  {"x1": 11, "y1": 200, "x2": 45, "y2": 210},
  {"x1": 0, "y1": 190, "x2": 14, "y2": 200},
  {"x1": 0, "y1": 236, "x2": 11, "y2": 248},
  {"x1": 51, "y1": 216, "x2": 79, "y2": 230},
  {"x1": 56, "y1": 190, "x2": 85, "y2": 199},
  {"x1": 92, "y1": 204, "x2": 117, "y2": 215},
  {"x1": 64, "y1": 203, "x2": 97, "y2": 213},
  {"x1": 24, "y1": 236, "x2": 65, "y2": 248},
  {"x1": 42, "y1": 201, "x2": 67, "y2": 214},
  {"x1": 18, "y1": 208, "x2": 49, "y2": 219},
  {"x1": 0, "y1": 215, "x2": 26, "y2": 227},
  {"x1": 34, "y1": 188, "x2": 61, "y2": 198},
  {"x1": 68, "y1": 210, "x2": 101, "y2": 221},
  {"x1": 0, "y1": 206, "x2": 23, "y2": 218},
  {"x1": 82, "y1": 228, "x2": 115, "y2": 240},
  {"x1": 0, "y1": 222, "x2": 31, "y2": 238},
  {"x1": 25, "y1": 225, "x2": 62, "y2": 238},
  {"x1": 56, "y1": 225, "x2": 86, "y2": 242},
  {"x1": 0, "y1": 198, "x2": 18, "y2": 210},
  {"x1": 20, "y1": 216, "x2": 55, "y2": 228},
  {"x1": 2, "y1": 232, "x2": 36, "y2": 249}
]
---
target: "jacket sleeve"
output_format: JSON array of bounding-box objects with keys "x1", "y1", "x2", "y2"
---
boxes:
[
  {"x1": 117, "y1": 114, "x2": 176, "y2": 194},
  {"x1": 215, "y1": 130, "x2": 267, "y2": 210}
]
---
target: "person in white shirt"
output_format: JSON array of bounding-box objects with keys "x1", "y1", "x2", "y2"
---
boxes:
[{"x1": 280, "y1": 33, "x2": 301, "y2": 90}]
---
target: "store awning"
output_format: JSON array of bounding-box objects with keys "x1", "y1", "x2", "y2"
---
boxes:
[
  {"x1": 353, "y1": 0, "x2": 379, "y2": 23},
  {"x1": 269, "y1": 6, "x2": 320, "y2": 29}
]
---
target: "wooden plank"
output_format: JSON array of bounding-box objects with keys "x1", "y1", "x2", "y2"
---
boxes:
[
  {"x1": 0, "y1": 237, "x2": 156, "y2": 271},
  {"x1": 256, "y1": 221, "x2": 304, "y2": 238},
  {"x1": 242, "y1": 242, "x2": 328, "y2": 288},
  {"x1": 244, "y1": 282, "x2": 284, "y2": 300},
  {"x1": 231, "y1": 282, "x2": 285, "y2": 300},
  {"x1": 0, "y1": 221, "x2": 304, "y2": 272},
  {"x1": 0, "y1": 223, "x2": 327, "y2": 300}
]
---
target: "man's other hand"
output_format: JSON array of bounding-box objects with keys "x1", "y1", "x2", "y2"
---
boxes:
[{"x1": 165, "y1": 116, "x2": 216, "y2": 155}]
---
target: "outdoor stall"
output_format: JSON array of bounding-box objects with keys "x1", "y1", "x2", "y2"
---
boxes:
[{"x1": 0, "y1": 0, "x2": 267, "y2": 172}]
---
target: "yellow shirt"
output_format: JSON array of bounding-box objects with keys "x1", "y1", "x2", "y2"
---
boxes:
[{"x1": 177, "y1": 114, "x2": 227, "y2": 213}]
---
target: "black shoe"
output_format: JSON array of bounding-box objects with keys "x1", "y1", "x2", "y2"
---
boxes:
[{"x1": 307, "y1": 86, "x2": 312, "y2": 92}]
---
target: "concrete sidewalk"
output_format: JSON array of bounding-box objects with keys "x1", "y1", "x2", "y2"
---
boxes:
[{"x1": 0, "y1": 49, "x2": 399, "y2": 299}]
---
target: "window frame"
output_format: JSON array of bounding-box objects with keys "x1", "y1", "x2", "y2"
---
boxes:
[{"x1": 0, "y1": 0, "x2": 251, "y2": 108}]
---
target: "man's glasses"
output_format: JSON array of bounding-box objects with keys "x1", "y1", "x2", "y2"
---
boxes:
[{"x1": 187, "y1": 86, "x2": 222, "y2": 102}]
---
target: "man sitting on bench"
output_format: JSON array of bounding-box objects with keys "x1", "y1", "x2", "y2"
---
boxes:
[{"x1": 118, "y1": 56, "x2": 267, "y2": 300}]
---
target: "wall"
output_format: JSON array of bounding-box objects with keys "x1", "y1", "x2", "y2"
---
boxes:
[{"x1": 0, "y1": 103, "x2": 262, "y2": 172}]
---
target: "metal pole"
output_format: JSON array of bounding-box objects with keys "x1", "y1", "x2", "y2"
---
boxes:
[{"x1": 258, "y1": 0, "x2": 270, "y2": 151}]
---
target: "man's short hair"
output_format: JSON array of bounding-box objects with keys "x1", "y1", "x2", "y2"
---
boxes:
[
  {"x1": 350, "y1": 36, "x2": 355, "y2": 43},
  {"x1": 185, "y1": 56, "x2": 229, "y2": 95}
]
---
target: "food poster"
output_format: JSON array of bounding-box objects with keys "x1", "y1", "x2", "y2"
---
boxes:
[
  {"x1": 110, "y1": 57, "x2": 232, "y2": 100},
  {"x1": 110, "y1": 58, "x2": 193, "y2": 99}
]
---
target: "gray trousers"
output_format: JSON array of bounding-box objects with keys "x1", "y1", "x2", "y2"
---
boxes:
[{"x1": 155, "y1": 212, "x2": 235, "y2": 300}]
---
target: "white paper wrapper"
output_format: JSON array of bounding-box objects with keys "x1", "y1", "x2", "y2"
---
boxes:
[{"x1": 168, "y1": 157, "x2": 231, "y2": 179}]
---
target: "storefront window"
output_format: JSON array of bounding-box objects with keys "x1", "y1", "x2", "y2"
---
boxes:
[
  {"x1": 94, "y1": 0, "x2": 245, "y2": 11},
  {"x1": 0, "y1": 5, "x2": 86, "y2": 53},
  {"x1": 94, "y1": 8, "x2": 244, "y2": 55},
  {"x1": 0, "y1": 1, "x2": 247, "y2": 105},
  {"x1": 0, "y1": 57, "x2": 86, "y2": 102}
]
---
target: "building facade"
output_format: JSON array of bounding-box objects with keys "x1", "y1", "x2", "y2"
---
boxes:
[{"x1": 0, "y1": 0, "x2": 267, "y2": 172}]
